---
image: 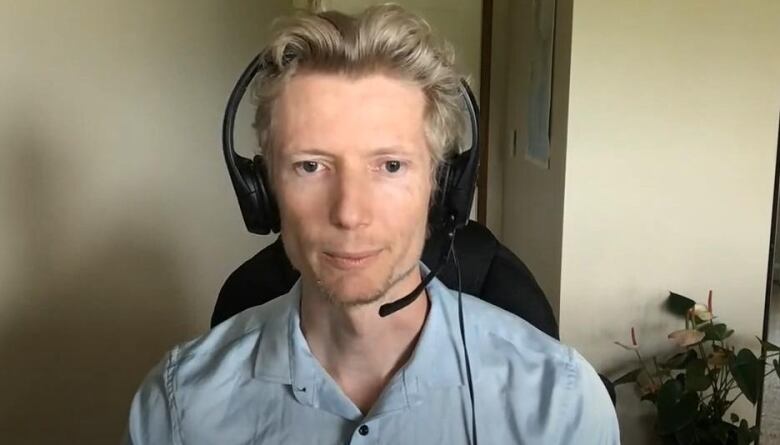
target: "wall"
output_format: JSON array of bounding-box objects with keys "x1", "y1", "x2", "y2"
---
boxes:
[
  {"x1": 558, "y1": 1, "x2": 780, "y2": 443},
  {"x1": 0, "y1": 1, "x2": 290, "y2": 443}
]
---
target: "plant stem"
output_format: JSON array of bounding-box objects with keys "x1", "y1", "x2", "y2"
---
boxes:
[
  {"x1": 634, "y1": 349, "x2": 662, "y2": 388},
  {"x1": 720, "y1": 369, "x2": 778, "y2": 413}
]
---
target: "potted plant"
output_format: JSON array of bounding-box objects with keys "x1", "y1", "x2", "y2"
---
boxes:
[{"x1": 613, "y1": 291, "x2": 780, "y2": 445}]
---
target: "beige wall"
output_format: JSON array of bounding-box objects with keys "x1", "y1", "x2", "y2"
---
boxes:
[
  {"x1": 558, "y1": 1, "x2": 780, "y2": 443},
  {"x1": 0, "y1": 1, "x2": 290, "y2": 443}
]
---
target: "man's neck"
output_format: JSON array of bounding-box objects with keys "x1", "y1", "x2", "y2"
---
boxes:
[{"x1": 299, "y1": 272, "x2": 430, "y2": 414}]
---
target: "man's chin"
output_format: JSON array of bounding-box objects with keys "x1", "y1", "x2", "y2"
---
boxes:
[
  {"x1": 317, "y1": 279, "x2": 387, "y2": 308},
  {"x1": 310, "y1": 261, "x2": 419, "y2": 308}
]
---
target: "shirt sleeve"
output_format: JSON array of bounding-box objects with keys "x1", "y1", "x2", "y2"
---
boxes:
[
  {"x1": 124, "y1": 351, "x2": 180, "y2": 445},
  {"x1": 563, "y1": 349, "x2": 621, "y2": 444}
]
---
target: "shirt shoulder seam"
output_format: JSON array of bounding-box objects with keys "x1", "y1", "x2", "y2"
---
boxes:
[
  {"x1": 174, "y1": 299, "x2": 285, "y2": 364},
  {"x1": 561, "y1": 345, "x2": 578, "y2": 441},
  {"x1": 165, "y1": 346, "x2": 184, "y2": 445}
]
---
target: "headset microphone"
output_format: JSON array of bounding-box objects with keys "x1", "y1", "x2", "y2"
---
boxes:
[{"x1": 378, "y1": 222, "x2": 456, "y2": 317}]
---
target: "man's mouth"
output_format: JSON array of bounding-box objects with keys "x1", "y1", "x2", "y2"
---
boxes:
[{"x1": 322, "y1": 250, "x2": 381, "y2": 270}]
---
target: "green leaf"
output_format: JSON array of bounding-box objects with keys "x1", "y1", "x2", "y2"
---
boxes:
[
  {"x1": 701, "y1": 323, "x2": 729, "y2": 341},
  {"x1": 736, "y1": 420, "x2": 755, "y2": 445},
  {"x1": 750, "y1": 425, "x2": 761, "y2": 442},
  {"x1": 708, "y1": 421, "x2": 730, "y2": 444},
  {"x1": 656, "y1": 379, "x2": 695, "y2": 435},
  {"x1": 673, "y1": 424, "x2": 696, "y2": 445},
  {"x1": 657, "y1": 378, "x2": 683, "y2": 410},
  {"x1": 657, "y1": 391, "x2": 699, "y2": 435},
  {"x1": 664, "y1": 350, "x2": 698, "y2": 370},
  {"x1": 730, "y1": 349, "x2": 762, "y2": 404},
  {"x1": 613, "y1": 368, "x2": 643, "y2": 385},
  {"x1": 757, "y1": 336, "x2": 780, "y2": 352},
  {"x1": 685, "y1": 358, "x2": 711, "y2": 392},
  {"x1": 666, "y1": 292, "x2": 696, "y2": 316}
]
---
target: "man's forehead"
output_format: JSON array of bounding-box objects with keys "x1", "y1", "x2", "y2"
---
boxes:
[
  {"x1": 272, "y1": 72, "x2": 429, "y2": 157},
  {"x1": 274, "y1": 71, "x2": 426, "y2": 113}
]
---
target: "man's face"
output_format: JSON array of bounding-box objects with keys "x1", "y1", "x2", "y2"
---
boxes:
[{"x1": 271, "y1": 72, "x2": 433, "y2": 306}]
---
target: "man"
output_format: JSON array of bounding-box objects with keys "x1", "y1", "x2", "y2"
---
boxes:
[{"x1": 125, "y1": 5, "x2": 619, "y2": 444}]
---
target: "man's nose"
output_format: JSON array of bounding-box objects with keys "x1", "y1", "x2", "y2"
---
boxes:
[{"x1": 330, "y1": 168, "x2": 372, "y2": 230}]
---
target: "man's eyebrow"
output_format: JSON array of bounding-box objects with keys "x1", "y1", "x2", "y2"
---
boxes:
[
  {"x1": 285, "y1": 146, "x2": 415, "y2": 157},
  {"x1": 368, "y1": 145, "x2": 415, "y2": 156},
  {"x1": 284, "y1": 148, "x2": 334, "y2": 158}
]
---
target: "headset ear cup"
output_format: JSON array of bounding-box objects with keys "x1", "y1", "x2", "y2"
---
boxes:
[
  {"x1": 231, "y1": 155, "x2": 267, "y2": 235},
  {"x1": 252, "y1": 155, "x2": 281, "y2": 233}
]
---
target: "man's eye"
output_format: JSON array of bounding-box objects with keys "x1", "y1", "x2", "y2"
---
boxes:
[
  {"x1": 294, "y1": 161, "x2": 322, "y2": 174},
  {"x1": 384, "y1": 160, "x2": 403, "y2": 173}
]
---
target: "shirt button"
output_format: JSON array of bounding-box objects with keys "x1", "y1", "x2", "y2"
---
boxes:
[{"x1": 358, "y1": 425, "x2": 369, "y2": 436}]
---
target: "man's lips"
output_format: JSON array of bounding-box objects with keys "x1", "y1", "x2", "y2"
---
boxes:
[{"x1": 322, "y1": 250, "x2": 381, "y2": 270}]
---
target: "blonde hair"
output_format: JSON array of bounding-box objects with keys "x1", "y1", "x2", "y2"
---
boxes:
[{"x1": 252, "y1": 3, "x2": 465, "y2": 178}]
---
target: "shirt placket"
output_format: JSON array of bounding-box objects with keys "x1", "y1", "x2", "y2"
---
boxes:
[{"x1": 344, "y1": 420, "x2": 380, "y2": 445}]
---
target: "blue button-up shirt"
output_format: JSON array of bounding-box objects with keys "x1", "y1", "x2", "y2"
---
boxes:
[{"x1": 125, "y1": 272, "x2": 619, "y2": 444}]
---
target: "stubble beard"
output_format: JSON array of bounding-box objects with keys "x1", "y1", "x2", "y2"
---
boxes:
[{"x1": 315, "y1": 261, "x2": 419, "y2": 309}]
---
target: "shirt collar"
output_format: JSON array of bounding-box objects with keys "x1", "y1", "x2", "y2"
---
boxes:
[
  {"x1": 401, "y1": 263, "x2": 472, "y2": 388},
  {"x1": 250, "y1": 280, "x2": 298, "y2": 384},
  {"x1": 251, "y1": 263, "x2": 475, "y2": 392}
]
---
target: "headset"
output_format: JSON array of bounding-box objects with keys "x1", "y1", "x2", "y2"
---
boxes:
[
  {"x1": 221, "y1": 53, "x2": 479, "y2": 238},
  {"x1": 222, "y1": 48, "x2": 480, "y2": 445}
]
